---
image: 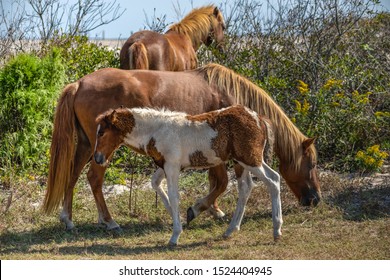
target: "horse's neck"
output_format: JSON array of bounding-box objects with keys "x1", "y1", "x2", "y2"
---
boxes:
[{"x1": 167, "y1": 26, "x2": 208, "y2": 51}]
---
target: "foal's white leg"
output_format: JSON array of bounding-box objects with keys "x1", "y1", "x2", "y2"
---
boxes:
[
  {"x1": 164, "y1": 163, "x2": 183, "y2": 246},
  {"x1": 248, "y1": 161, "x2": 283, "y2": 241},
  {"x1": 151, "y1": 168, "x2": 172, "y2": 216},
  {"x1": 223, "y1": 169, "x2": 253, "y2": 238}
]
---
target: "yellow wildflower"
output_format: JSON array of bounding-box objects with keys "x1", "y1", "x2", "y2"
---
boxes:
[
  {"x1": 297, "y1": 80, "x2": 309, "y2": 94},
  {"x1": 323, "y1": 78, "x2": 343, "y2": 90},
  {"x1": 374, "y1": 111, "x2": 390, "y2": 118},
  {"x1": 301, "y1": 99, "x2": 310, "y2": 116},
  {"x1": 294, "y1": 100, "x2": 302, "y2": 112}
]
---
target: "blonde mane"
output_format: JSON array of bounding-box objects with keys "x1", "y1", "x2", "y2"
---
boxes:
[
  {"x1": 168, "y1": 5, "x2": 221, "y2": 49},
  {"x1": 196, "y1": 63, "x2": 317, "y2": 171}
]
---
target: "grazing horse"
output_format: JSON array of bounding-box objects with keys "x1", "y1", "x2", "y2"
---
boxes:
[
  {"x1": 119, "y1": 5, "x2": 225, "y2": 70},
  {"x1": 43, "y1": 63, "x2": 320, "y2": 233},
  {"x1": 94, "y1": 105, "x2": 282, "y2": 245}
]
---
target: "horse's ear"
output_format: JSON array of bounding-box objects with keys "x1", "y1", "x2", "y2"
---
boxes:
[
  {"x1": 302, "y1": 137, "x2": 316, "y2": 152},
  {"x1": 213, "y1": 6, "x2": 220, "y2": 16}
]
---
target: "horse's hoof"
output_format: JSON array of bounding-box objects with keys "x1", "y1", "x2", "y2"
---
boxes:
[
  {"x1": 65, "y1": 226, "x2": 78, "y2": 234},
  {"x1": 110, "y1": 227, "x2": 123, "y2": 237},
  {"x1": 168, "y1": 241, "x2": 178, "y2": 247},
  {"x1": 186, "y1": 207, "x2": 195, "y2": 225},
  {"x1": 274, "y1": 235, "x2": 282, "y2": 242},
  {"x1": 222, "y1": 233, "x2": 232, "y2": 240}
]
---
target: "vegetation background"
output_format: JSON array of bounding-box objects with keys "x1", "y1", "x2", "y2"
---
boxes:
[{"x1": 0, "y1": 0, "x2": 389, "y2": 259}]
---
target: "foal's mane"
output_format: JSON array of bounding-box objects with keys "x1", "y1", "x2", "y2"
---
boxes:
[
  {"x1": 168, "y1": 5, "x2": 221, "y2": 48},
  {"x1": 196, "y1": 63, "x2": 317, "y2": 171}
]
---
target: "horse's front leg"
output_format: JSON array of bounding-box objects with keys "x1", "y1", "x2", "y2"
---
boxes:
[
  {"x1": 164, "y1": 163, "x2": 182, "y2": 246},
  {"x1": 247, "y1": 162, "x2": 282, "y2": 241},
  {"x1": 223, "y1": 167, "x2": 253, "y2": 238},
  {"x1": 151, "y1": 168, "x2": 172, "y2": 216},
  {"x1": 87, "y1": 161, "x2": 121, "y2": 233}
]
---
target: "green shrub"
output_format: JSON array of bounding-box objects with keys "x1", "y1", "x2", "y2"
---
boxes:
[
  {"x1": 48, "y1": 35, "x2": 120, "y2": 82},
  {"x1": 0, "y1": 49, "x2": 65, "y2": 176},
  {"x1": 291, "y1": 78, "x2": 388, "y2": 170}
]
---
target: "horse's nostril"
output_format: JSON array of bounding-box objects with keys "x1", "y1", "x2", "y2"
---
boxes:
[{"x1": 94, "y1": 153, "x2": 104, "y2": 165}]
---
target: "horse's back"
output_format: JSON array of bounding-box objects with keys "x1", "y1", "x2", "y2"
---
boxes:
[
  {"x1": 120, "y1": 30, "x2": 171, "y2": 70},
  {"x1": 72, "y1": 68, "x2": 222, "y2": 145}
]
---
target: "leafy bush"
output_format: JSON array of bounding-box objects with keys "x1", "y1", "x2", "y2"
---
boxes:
[
  {"x1": 199, "y1": 2, "x2": 389, "y2": 172},
  {"x1": 47, "y1": 35, "x2": 120, "y2": 82},
  {"x1": 0, "y1": 49, "x2": 65, "y2": 176},
  {"x1": 290, "y1": 77, "x2": 388, "y2": 170}
]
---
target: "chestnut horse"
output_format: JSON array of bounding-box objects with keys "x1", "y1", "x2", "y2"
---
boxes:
[
  {"x1": 43, "y1": 63, "x2": 320, "y2": 232},
  {"x1": 94, "y1": 105, "x2": 282, "y2": 245},
  {"x1": 119, "y1": 5, "x2": 225, "y2": 70}
]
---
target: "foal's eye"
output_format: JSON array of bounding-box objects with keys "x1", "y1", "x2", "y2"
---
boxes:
[{"x1": 98, "y1": 131, "x2": 104, "y2": 137}]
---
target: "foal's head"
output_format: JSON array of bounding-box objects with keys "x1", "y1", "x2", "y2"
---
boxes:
[
  {"x1": 279, "y1": 137, "x2": 321, "y2": 206},
  {"x1": 94, "y1": 109, "x2": 134, "y2": 166}
]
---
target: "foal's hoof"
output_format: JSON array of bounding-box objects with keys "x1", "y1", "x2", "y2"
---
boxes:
[
  {"x1": 208, "y1": 207, "x2": 226, "y2": 219},
  {"x1": 186, "y1": 207, "x2": 196, "y2": 225},
  {"x1": 274, "y1": 235, "x2": 282, "y2": 242},
  {"x1": 168, "y1": 241, "x2": 178, "y2": 247},
  {"x1": 109, "y1": 226, "x2": 124, "y2": 237},
  {"x1": 222, "y1": 233, "x2": 232, "y2": 240}
]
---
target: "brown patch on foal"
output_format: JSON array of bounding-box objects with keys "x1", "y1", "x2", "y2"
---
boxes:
[
  {"x1": 189, "y1": 150, "x2": 212, "y2": 167},
  {"x1": 146, "y1": 138, "x2": 165, "y2": 168},
  {"x1": 187, "y1": 105, "x2": 267, "y2": 167},
  {"x1": 108, "y1": 109, "x2": 136, "y2": 137}
]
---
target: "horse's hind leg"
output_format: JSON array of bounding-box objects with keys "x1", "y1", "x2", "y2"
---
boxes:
[
  {"x1": 60, "y1": 135, "x2": 91, "y2": 230},
  {"x1": 186, "y1": 164, "x2": 227, "y2": 224},
  {"x1": 248, "y1": 162, "x2": 282, "y2": 241},
  {"x1": 87, "y1": 161, "x2": 120, "y2": 231}
]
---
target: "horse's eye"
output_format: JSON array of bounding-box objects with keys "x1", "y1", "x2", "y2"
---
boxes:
[{"x1": 98, "y1": 131, "x2": 104, "y2": 137}]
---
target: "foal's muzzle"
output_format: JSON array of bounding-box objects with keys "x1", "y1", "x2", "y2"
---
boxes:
[{"x1": 94, "y1": 152, "x2": 105, "y2": 165}]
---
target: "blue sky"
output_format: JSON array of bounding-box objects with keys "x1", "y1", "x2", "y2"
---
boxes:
[
  {"x1": 3, "y1": 0, "x2": 390, "y2": 39},
  {"x1": 92, "y1": 0, "x2": 226, "y2": 39},
  {"x1": 91, "y1": 0, "x2": 390, "y2": 39}
]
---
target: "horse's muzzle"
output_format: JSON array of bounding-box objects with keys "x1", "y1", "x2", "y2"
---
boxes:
[
  {"x1": 300, "y1": 190, "x2": 321, "y2": 207},
  {"x1": 94, "y1": 152, "x2": 105, "y2": 165}
]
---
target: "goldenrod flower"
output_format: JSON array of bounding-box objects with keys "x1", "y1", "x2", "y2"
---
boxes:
[{"x1": 297, "y1": 80, "x2": 309, "y2": 94}]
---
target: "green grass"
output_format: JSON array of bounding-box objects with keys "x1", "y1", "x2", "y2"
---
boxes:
[{"x1": 0, "y1": 168, "x2": 389, "y2": 260}]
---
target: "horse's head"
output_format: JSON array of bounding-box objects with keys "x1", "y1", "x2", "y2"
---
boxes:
[
  {"x1": 94, "y1": 108, "x2": 134, "y2": 166},
  {"x1": 207, "y1": 6, "x2": 226, "y2": 52},
  {"x1": 279, "y1": 137, "x2": 321, "y2": 206}
]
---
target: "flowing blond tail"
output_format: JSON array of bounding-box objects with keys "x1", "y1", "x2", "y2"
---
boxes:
[
  {"x1": 43, "y1": 82, "x2": 79, "y2": 214},
  {"x1": 129, "y1": 42, "x2": 149, "y2": 69}
]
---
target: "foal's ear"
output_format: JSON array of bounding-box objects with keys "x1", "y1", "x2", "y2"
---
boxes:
[
  {"x1": 302, "y1": 137, "x2": 316, "y2": 152},
  {"x1": 107, "y1": 109, "x2": 118, "y2": 125}
]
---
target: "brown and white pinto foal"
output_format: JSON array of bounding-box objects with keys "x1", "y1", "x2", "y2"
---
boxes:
[{"x1": 94, "y1": 105, "x2": 282, "y2": 246}]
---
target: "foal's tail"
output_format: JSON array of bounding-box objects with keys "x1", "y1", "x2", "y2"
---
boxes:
[
  {"x1": 263, "y1": 118, "x2": 275, "y2": 164},
  {"x1": 43, "y1": 82, "x2": 79, "y2": 214},
  {"x1": 129, "y1": 42, "x2": 149, "y2": 69}
]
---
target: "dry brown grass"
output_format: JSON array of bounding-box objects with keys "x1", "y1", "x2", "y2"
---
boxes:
[{"x1": 0, "y1": 166, "x2": 389, "y2": 260}]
